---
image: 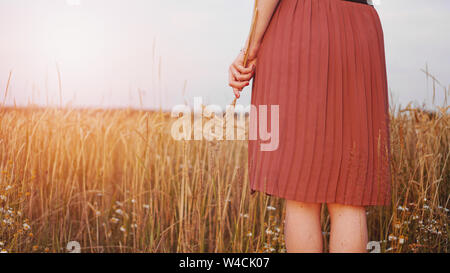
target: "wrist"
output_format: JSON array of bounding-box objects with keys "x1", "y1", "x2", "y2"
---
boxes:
[
  {"x1": 247, "y1": 42, "x2": 260, "y2": 61},
  {"x1": 242, "y1": 43, "x2": 259, "y2": 59}
]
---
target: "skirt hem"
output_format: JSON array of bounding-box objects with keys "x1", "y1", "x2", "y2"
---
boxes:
[{"x1": 250, "y1": 186, "x2": 391, "y2": 207}]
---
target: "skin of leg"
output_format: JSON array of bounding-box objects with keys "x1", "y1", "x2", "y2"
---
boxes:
[
  {"x1": 284, "y1": 200, "x2": 323, "y2": 253},
  {"x1": 327, "y1": 203, "x2": 368, "y2": 253}
]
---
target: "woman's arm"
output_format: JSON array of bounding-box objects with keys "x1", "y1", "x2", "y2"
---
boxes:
[
  {"x1": 245, "y1": 0, "x2": 280, "y2": 61},
  {"x1": 229, "y1": 0, "x2": 280, "y2": 98}
]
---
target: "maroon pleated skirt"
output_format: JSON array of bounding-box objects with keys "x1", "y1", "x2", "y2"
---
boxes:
[{"x1": 248, "y1": 0, "x2": 391, "y2": 206}]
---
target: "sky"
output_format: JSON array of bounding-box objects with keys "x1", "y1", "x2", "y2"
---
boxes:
[{"x1": 0, "y1": 0, "x2": 449, "y2": 110}]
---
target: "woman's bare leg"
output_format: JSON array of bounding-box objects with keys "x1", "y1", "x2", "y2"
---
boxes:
[
  {"x1": 284, "y1": 200, "x2": 323, "y2": 253},
  {"x1": 327, "y1": 203, "x2": 368, "y2": 253}
]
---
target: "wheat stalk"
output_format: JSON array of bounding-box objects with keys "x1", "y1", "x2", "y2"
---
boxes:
[{"x1": 231, "y1": 0, "x2": 259, "y2": 107}]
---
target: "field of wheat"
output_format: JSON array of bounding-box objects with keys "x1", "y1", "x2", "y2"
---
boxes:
[{"x1": 0, "y1": 104, "x2": 448, "y2": 253}]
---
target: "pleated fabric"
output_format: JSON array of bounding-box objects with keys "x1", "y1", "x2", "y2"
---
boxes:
[{"x1": 248, "y1": 0, "x2": 392, "y2": 206}]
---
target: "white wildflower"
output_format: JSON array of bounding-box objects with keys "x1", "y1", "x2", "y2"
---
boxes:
[
  {"x1": 115, "y1": 209, "x2": 124, "y2": 215},
  {"x1": 388, "y1": 235, "x2": 397, "y2": 241},
  {"x1": 265, "y1": 229, "x2": 274, "y2": 235}
]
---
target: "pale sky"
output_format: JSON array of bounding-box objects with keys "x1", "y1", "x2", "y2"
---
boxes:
[{"x1": 0, "y1": 0, "x2": 449, "y2": 110}]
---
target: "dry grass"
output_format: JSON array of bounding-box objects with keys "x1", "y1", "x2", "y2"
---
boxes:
[{"x1": 0, "y1": 105, "x2": 448, "y2": 253}]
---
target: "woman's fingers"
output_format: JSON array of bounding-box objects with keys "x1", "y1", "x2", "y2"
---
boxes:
[
  {"x1": 231, "y1": 63, "x2": 255, "y2": 81},
  {"x1": 234, "y1": 62, "x2": 254, "y2": 75},
  {"x1": 228, "y1": 68, "x2": 248, "y2": 98},
  {"x1": 229, "y1": 70, "x2": 249, "y2": 90},
  {"x1": 234, "y1": 88, "x2": 240, "y2": 99},
  {"x1": 229, "y1": 79, "x2": 249, "y2": 91},
  {"x1": 229, "y1": 65, "x2": 242, "y2": 81},
  {"x1": 230, "y1": 64, "x2": 253, "y2": 81}
]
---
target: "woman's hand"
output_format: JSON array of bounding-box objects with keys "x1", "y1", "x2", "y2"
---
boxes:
[
  {"x1": 228, "y1": 0, "x2": 279, "y2": 99},
  {"x1": 228, "y1": 50, "x2": 257, "y2": 99}
]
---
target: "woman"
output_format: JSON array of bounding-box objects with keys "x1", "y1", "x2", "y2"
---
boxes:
[{"x1": 229, "y1": 0, "x2": 391, "y2": 253}]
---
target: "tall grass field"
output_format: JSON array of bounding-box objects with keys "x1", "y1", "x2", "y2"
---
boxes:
[{"x1": 0, "y1": 104, "x2": 448, "y2": 253}]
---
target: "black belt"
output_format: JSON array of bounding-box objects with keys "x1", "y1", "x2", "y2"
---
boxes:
[{"x1": 343, "y1": 0, "x2": 371, "y2": 5}]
